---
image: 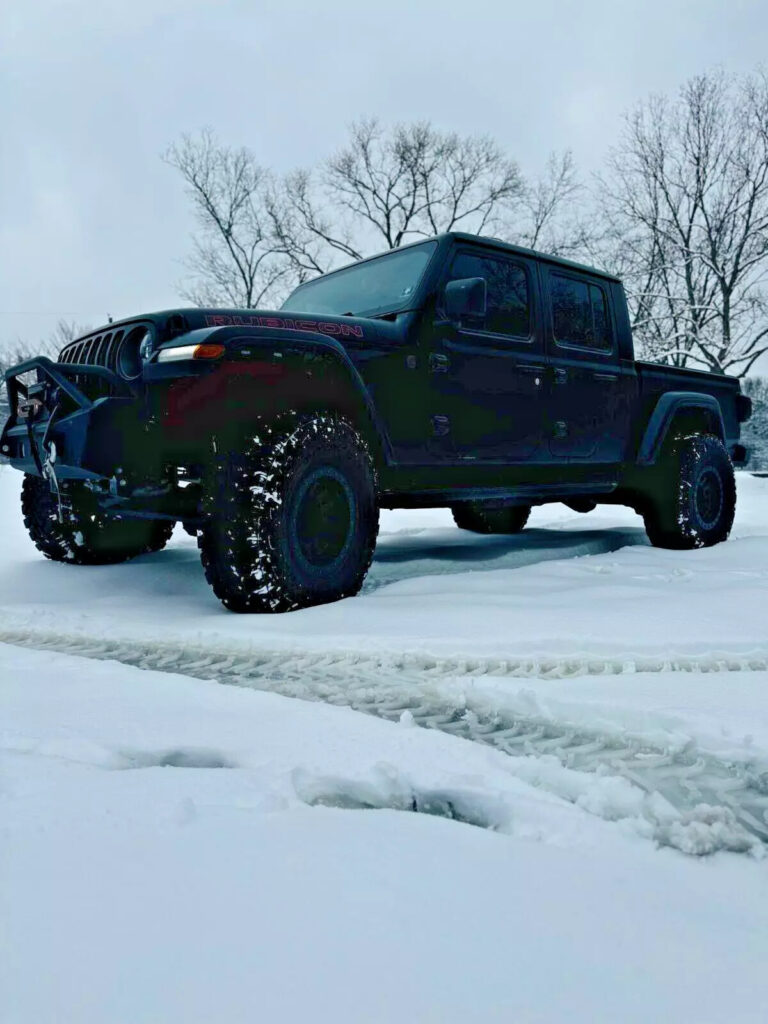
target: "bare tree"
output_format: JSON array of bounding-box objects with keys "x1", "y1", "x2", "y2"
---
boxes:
[
  {"x1": 266, "y1": 168, "x2": 362, "y2": 283},
  {"x1": 742, "y1": 376, "x2": 768, "y2": 468},
  {"x1": 1, "y1": 322, "x2": 79, "y2": 371},
  {"x1": 168, "y1": 120, "x2": 588, "y2": 307},
  {"x1": 48, "y1": 319, "x2": 89, "y2": 351},
  {"x1": 268, "y1": 118, "x2": 525, "y2": 276},
  {"x1": 164, "y1": 130, "x2": 289, "y2": 308},
  {"x1": 597, "y1": 70, "x2": 768, "y2": 375},
  {"x1": 507, "y1": 150, "x2": 592, "y2": 258}
]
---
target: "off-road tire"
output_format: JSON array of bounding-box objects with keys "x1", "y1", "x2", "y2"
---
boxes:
[
  {"x1": 198, "y1": 413, "x2": 379, "y2": 613},
  {"x1": 141, "y1": 520, "x2": 175, "y2": 553},
  {"x1": 642, "y1": 433, "x2": 736, "y2": 550},
  {"x1": 452, "y1": 503, "x2": 531, "y2": 535},
  {"x1": 21, "y1": 474, "x2": 175, "y2": 565}
]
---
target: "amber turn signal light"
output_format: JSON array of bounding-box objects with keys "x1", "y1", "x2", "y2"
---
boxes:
[
  {"x1": 192, "y1": 343, "x2": 225, "y2": 360},
  {"x1": 156, "y1": 343, "x2": 226, "y2": 363}
]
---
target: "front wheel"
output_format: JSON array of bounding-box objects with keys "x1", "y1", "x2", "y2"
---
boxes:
[
  {"x1": 21, "y1": 474, "x2": 175, "y2": 565},
  {"x1": 198, "y1": 414, "x2": 379, "y2": 613},
  {"x1": 642, "y1": 434, "x2": 736, "y2": 549}
]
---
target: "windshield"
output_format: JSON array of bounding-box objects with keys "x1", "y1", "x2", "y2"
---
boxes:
[{"x1": 281, "y1": 241, "x2": 438, "y2": 317}]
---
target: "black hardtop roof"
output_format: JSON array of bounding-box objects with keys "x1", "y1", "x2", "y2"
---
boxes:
[
  {"x1": 286, "y1": 231, "x2": 620, "y2": 285},
  {"x1": 442, "y1": 232, "x2": 620, "y2": 282},
  {"x1": 67, "y1": 233, "x2": 619, "y2": 344}
]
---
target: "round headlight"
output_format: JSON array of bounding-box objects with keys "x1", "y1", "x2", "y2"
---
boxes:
[{"x1": 117, "y1": 326, "x2": 152, "y2": 380}]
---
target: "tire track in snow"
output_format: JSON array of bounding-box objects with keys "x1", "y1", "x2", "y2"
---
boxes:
[
  {"x1": 3, "y1": 627, "x2": 768, "y2": 853},
  {"x1": 3, "y1": 627, "x2": 768, "y2": 680}
]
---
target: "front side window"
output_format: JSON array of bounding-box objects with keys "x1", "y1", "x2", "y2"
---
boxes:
[
  {"x1": 281, "y1": 241, "x2": 438, "y2": 317},
  {"x1": 551, "y1": 273, "x2": 612, "y2": 349},
  {"x1": 448, "y1": 252, "x2": 531, "y2": 338}
]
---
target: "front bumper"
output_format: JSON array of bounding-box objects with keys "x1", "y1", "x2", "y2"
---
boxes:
[
  {"x1": 0, "y1": 352, "x2": 181, "y2": 503},
  {"x1": 1, "y1": 357, "x2": 206, "y2": 523},
  {"x1": 1, "y1": 356, "x2": 144, "y2": 481}
]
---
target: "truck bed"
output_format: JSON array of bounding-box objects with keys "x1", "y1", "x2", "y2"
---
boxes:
[{"x1": 635, "y1": 360, "x2": 744, "y2": 446}]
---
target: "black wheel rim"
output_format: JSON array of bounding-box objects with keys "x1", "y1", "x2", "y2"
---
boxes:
[
  {"x1": 694, "y1": 467, "x2": 724, "y2": 529},
  {"x1": 291, "y1": 466, "x2": 356, "y2": 570}
]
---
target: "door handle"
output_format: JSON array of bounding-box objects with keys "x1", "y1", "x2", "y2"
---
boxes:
[
  {"x1": 593, "y1": 372, "x2": 618, "y2": 382},
  {"x1": 517, "y1": 364, "x2": 545, "y2": 387},
  {"x1": 553, "y1": 368, "x2": 568, "y2": 384},
  {"x1": 431, "y1": 414, "x2": 450, "y2": 437},
  {"x1": 429, "y1": 352, "x2": 450, "y2": 373}
]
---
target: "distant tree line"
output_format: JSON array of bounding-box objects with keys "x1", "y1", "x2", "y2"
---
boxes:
[{"x1": 742, "y1": 377, "x2": 768, "y2": 469}]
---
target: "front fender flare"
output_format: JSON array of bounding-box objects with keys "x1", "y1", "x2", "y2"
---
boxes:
[
  {"x1": 220, "y1": 329, "x2": 397, "y2": 467},
  {"x1": 293, "y1": 336, "x2": 396, "y2": 465}
]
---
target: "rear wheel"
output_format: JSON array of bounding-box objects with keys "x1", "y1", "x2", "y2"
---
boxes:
[
  {"x1": 198, "y1": 413, "x2": 379, "y2": 613},
  {"x1": 452, "y1": 502, "x2": 531, "y2": 535},
  {"x1": 642, "y1": 434, "x2": 735, "y2": 549},
  {"x1": 21, "y1": 474, "x2": 174, "y2": 565}
]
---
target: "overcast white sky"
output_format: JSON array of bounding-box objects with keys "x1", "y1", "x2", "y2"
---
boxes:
[{"x1": 2, "y1": 0, "x2": 767, "y2": 354}]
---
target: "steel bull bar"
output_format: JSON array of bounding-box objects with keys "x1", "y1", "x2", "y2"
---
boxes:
[{"x1": 1, "y1": 357, "x2": 138, "y2": 491}]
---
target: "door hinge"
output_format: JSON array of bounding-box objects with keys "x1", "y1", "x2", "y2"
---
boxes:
[{"x1": 431, "y1": 414, "x2": 451, "y2": 437}]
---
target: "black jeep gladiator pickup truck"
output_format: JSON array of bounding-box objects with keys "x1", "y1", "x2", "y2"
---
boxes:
[{"x1": 1, "y1": 232, "x2": 753, "y2": 612}]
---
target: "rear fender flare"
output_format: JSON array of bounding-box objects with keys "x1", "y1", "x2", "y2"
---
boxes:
[{"x1": 636, "y1": 391, "x2": 726, "y2": 466}]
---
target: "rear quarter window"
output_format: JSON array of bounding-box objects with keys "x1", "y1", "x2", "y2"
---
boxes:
[{"x1": 551, "y1": 273, "x2": 612, "y2": 350}]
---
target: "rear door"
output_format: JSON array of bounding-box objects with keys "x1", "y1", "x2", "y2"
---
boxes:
[
  {"x1": 543, "y1": 269, "x2": 630, "y2": 463},
  {"x1": 428, "y1": 248, "x2": 547, "y2": 462}
]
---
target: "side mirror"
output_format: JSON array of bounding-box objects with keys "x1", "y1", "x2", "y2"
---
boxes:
[{"x1": 443, "y1": 277, "x2": 487, "y2": 322}]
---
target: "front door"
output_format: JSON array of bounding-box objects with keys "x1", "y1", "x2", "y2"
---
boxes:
[{"x1": 428, "y1": 249, "x2": 547, "y2": 462}]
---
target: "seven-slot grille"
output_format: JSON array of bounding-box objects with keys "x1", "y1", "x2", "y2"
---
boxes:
[
  {"x1": 58, "y1": 330, "x2": 127, "y2": 399},
  {"x1": 57, "y1": 322, "x2": 152, "y2": 397},
  {"x1": 59, "y1": 329, "x2": 126, "y2": 376}
]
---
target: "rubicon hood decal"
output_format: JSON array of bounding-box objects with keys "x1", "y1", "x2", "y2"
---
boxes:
[{"x1": 204, "y1": 313, "x2": 364, "y2": 338}]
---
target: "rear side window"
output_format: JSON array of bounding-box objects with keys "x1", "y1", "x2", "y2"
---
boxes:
[
  {"x1": 589, "y1": 284, "x2": 612, "y2": 348},
  {"x1": 448, "y1": 252, "x2": 530, "y2": 338},
  {"x1": 551, "y1": 273, "x2": 612, "y2": 350}
]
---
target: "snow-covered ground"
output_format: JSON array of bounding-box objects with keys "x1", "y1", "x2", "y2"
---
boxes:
[
  {"x1": 2, "y1": 466, "x2": 768, "y2": 1022},
  {"x1": 1, "y1": 471, "x2": 767, "y2": 659}
]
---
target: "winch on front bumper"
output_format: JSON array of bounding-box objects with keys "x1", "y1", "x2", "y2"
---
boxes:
[
  {"x1": 1, "y1": 355, "x2": 143, "y2": 478},
  {"x1": 1, "y1": 356, "x2": 198, "y2": 523}
]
